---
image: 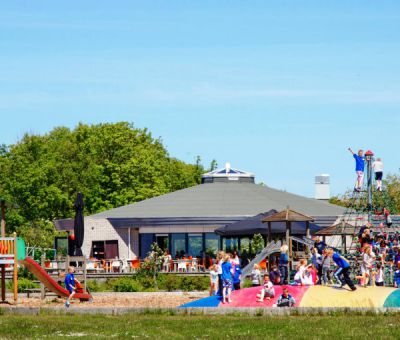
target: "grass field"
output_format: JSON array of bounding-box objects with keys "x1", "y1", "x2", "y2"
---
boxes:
[{"x1": 0, "y1": 313, "x2": 399, "y2": 339}]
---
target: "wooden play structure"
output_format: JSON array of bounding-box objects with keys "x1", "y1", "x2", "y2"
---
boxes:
[{"x1": 0, "y1": 233, "x2": 21, "y2": 303}]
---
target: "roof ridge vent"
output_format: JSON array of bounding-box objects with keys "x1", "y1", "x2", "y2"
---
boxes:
[{"x1": 201, "y1": 163, "x2": 255, "y2": 184}]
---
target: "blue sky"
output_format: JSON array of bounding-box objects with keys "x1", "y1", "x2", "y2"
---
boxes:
[{"x1": 1, "y1": 1, "x2": 400, "y2": 197}]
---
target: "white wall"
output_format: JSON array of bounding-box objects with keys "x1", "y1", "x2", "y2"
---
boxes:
[{"x1": 82, "y1": 218, "x2": 139, "y2": 259}]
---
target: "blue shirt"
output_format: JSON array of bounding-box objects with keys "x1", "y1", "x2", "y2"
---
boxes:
[
  {"x1": 353, "y1": 154, "x2": 365, "y2": 172},
  {"x1": 233, "y1": 266, "x2": 242, "y2": 284},
  {"x1": 332, "y1": 253, "x2": 349, "y2": 269},
  {"x1": 64, "y1": 273, "x2": 75, "y2": 291},
  {"x1": 221, "y1": 261, "x2": 233, "y2": 281},
  {"x1": 394, "y1": 270, "x2": 400, "y2": 287},
  {"x1": 279, "y1": 253, "x2": 289, "y2": 265}
]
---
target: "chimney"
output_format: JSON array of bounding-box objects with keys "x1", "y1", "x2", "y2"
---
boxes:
[{"x1": 315, "y1": 174, "x2": 330, "y2": 200}]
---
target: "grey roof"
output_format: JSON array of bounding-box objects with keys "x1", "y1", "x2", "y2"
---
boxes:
[
  {"x1": 215, "y1": 211, "x2": 327, "y2": 236},
  {"x1": 90, "y1": 182, "x2": 345, "y2": 219}
]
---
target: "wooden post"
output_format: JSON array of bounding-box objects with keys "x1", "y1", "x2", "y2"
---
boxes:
[
  {"x1": 40, "y1": 254, "x2": 45, "y2": 300},
  {"x1": 286, "y1": 221, "x2": 292, "y2": 269},
  {"x1": 268, "y1": 222, "x2": 272, "y2": 242},
  {"x1": 0, "y1": 201, "x2": 5, "y2": 238},
  {"x1": 13, "y1": 233, "x2": 18, "y2": 302},
  {"x1": 83, "y1": 257, "x2": 87, "y2": 293},
  {"x1": 1, "y1": 201, "x2": 6, "y2": 303},
  {"x1": 306, "y1": 221, "x2": 310, "y2": 239}
]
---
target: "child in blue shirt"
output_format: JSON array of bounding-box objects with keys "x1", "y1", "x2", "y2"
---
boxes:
[
  {"x1": 348, "y1": 148, "x2": 365, "y2": 191},
  {"x1": 233, "y1": 264, "x2": 242, "y2": 291},
  {"x1": 276, "y1": 288, "x2": 295, "y2": 307},
  {"x1": 279, "y1": 245, "x2": 289, "y2": 284},
  {"x1": 329, "y1": 249, "x2": 357, "y2": 291},
  {"x1": 221, "y1": 255, "x2": 233, "y2": 303},
  {"x1": 64, "y1": 266, "x2": 79, "y2": 308}
]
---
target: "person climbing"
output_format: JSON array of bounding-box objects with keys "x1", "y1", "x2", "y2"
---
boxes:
[
  {"x1": 372, "y1": 157, "x2": 384, "y2": 192},
  {"x1": 348, "y1": 148, "x2": 365, "y2": 192}
]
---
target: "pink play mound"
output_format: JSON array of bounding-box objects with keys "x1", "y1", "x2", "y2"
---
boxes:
[{"x1": 220, "y1": 286, "x2": 309, "y2": 308}]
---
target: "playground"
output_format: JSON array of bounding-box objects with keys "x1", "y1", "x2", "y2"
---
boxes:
[{"x1": 0, "y1": 149, "x2": 398, "y2": 315}]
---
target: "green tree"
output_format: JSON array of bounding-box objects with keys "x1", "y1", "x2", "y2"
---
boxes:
[
  {"x1": 329, "y1": 174, "x2": 400, "y2": 214},
  {"x1": 0, "y1": 122, "x2": 205, "y2": 247},
  {"x1": 251, "y1": 233, "x2": 265, "y2": 255}
]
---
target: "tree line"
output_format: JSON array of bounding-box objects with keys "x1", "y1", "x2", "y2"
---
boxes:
[{"x1": 0, "y1": 122, "x2": 210, "y2": 247}]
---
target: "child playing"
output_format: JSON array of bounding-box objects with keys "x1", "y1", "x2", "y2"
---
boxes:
[
  {"x1": 279, "y1": 245, "x2": 289, "y2": 284},
  {"x1": 64, "y1": 266, "x2": 79, "y2": 308},
  {"x1": 269, "y1": 265, "x2": 282, "y2": 285},
  {"x1": 257, "y1": 274, "x2": 275, "y2": 302},
  {"x1": 251, "y1": 264, "x2": 261, "y2": 287},
  {"x1": 301, "y1": 267, "x2": 314, "y2": 286},
  {"x1": 355, "y1": 245, "x2": 375, "y2": 287},
  {"x1": 329, "y1": 248, "x2": 357, "y2": 291},
  {"x1": 221, "y1": 254, "x2": 233, "y2": 303},
  {"x1": 348, "y1": 148, "x2": 365, "y2": 191},
  {"x1": 375, "y1": 263, "x2": 384, "y2": 287},
  {"x1": 308, "y1": 265, "x2": 318, "y2": 285},
  {"x1": 276, "y1": 288, "x2": 296, "y2": 307},
  {"x1": 293, "y1": 259, "x2": 308, "y2": 285},
  {"x1": 209, "y1": 264, "x2": 219, "y2": 296},
  {"x1": 233, "y1": 264, "x2": 242, "y2": 291},
  {"x1": 321, "y1": 249, "x2": 332, "y2": 285},
  {"x1": 372, "y1": 157, "x2": 384, "y2": 192},
  {"x1": 311, "y1": 248, "x2": 322, "y2": 282}
]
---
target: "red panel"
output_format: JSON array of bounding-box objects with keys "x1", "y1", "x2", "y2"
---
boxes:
[{"x1": 220, "y1": 285, "x2": 309, "y2": 308}]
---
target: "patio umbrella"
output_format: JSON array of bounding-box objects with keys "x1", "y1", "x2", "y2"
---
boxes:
[{"x1": 73, "y1": 192, "x2": 85, "y2": 256}]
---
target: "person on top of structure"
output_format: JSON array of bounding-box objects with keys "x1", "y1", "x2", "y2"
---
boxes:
[
  {"x1": 372, "y1": 157, "x2": 384, "y2": 192},
  {"x1": 348, "y1": 148, "x2": 365, "y2": 192}
]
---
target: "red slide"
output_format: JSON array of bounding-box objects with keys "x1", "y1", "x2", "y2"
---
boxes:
[{"x1": 20, "y1": 257, "x2": 92, "y2": 301}]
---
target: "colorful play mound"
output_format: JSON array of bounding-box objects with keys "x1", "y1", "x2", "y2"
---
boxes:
[{"x1": 181, "y1": 286, "x2": 400, "y2": 308}]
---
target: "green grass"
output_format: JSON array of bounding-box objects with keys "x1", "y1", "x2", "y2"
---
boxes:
[{"x1": 0, "y1": 314, "x2": 399, "y2": 339}]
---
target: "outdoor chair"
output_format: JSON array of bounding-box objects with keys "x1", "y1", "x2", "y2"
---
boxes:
[
  {"x1": 111, "y1": 259, "x2": 121, "y2": 273},
  {"x1": 130, "y1": 259, "x2": 141, "y2": 272},
  {"x1": 177, "y1": 261, "x2": 187, "y2": 272},
  {"x1": 101, "y1": 259, "x2": 112, "y2": 273}
]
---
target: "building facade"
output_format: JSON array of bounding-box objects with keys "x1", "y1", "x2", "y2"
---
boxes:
[{"x1": 55, "y1": 165, "x2": 344, "y2": 260}]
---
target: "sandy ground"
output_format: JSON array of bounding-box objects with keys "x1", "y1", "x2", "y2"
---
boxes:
[{"x1": 9, "y1": 292, "x2": 208, "y2": 308}]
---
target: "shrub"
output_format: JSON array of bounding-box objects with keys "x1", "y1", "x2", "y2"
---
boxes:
[
  {"x1": 7, "y1": 278, "x2": 39, "y2": 293},
  {"x1": 160, "y1": 275, "x2": 209, "y2": 292},
  {"x1": 110, "y1": 278, "x2": 143, "y2": 292},
  {"x1": 86, "y1": 280, "x2": 110, "y2": 292},
  {"x1": 242, "y1": 279, "x2": 253, "y2": 289},
  {"x1": 163, "y1": 275, "x2": 180, "y2": 291}
]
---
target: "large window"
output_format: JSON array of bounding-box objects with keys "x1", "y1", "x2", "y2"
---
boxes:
[
  {"x1": 205, "y1": 234, "x2": 219, "y2": 257},
  {"x1": 171, "y1": 234, "x2": 186, "y2": 259},
  {"x1": 188, "y1": 234, "x2": 202, "y2": 257},
  {"x1": 222, "y1": 237, "x2": 239, "y2": 253},
  {"x1": 239, "y1": 237, "x2": 251, "y2": 255},
  {"x1": 156, "y1": 234, "x2": 169, "y2": 252},
  {"x1": 54, "y1": 237, "x2": 68, "y2": 257},
  {"x1": 91, "y1": 240, "x2": 119, "y2": 260}
]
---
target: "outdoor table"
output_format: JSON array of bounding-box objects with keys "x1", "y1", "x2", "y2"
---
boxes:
[
  {"x1": 173, "y1": 259, "x2": 198, "y2": 272},
  {"x1": 111, "y1": 259, "x2": 122, "y2": 273}
]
